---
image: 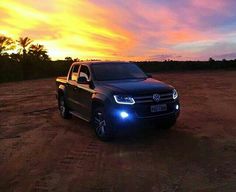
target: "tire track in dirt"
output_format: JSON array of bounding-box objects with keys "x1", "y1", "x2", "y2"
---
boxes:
[
  {"x1": 23, "y1": 107, "x2": 57, "y2": 116},
  {"x1": 31, "y1": 139, "x2": 103, "y2": 191},
  {"x1": 57, "y1": 140, "x2": 101, "y2": 172}
]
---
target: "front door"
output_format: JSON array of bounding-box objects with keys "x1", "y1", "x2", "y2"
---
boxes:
[{"x1": 73, "y1": 65, "x2": 94, "y2": 119}]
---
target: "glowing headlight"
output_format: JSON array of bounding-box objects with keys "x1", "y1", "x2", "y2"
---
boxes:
[
  {"x1": 120, "y1": 111, "x2": 129, "y2": 119},
  {"x1": 176, "y1": 104, "x2": 179, "y2": 110},
  {"x1": 173, "y1": 89, "x2": 178, "y2": 100},
  {"x1": 114, "y1": 95, "x2": 135, "y2": 105}
]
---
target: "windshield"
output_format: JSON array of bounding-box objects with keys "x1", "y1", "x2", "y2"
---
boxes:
[{"x1": 91, "y1": 63, "x2": 147, "y2": 81}]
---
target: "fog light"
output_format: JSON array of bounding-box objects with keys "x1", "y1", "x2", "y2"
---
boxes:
[
  {"x1": 176, "y1": 104, "x2": 179, "y2": 110},
  {"x1": 120, "y1": 111, "x2": 129, "y2": 119}
]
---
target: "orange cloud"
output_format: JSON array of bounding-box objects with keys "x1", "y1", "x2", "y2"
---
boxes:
[
  {"x1": 164, "y1": 29, "x2": 206, "y2": 44},
  {"x1": 0, "y1": 0, "x2": 236, "y2": 60},
  {"x1": 0, "y1": 0, "x2": 135, "y2": 60}
]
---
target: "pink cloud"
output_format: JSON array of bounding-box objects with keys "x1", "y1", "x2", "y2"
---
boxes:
[{"x1": 1, "y1": 0, "x2": 236, "y2": 60}]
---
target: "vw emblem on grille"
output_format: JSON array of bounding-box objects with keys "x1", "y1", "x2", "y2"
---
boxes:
[{"x1": 153, "y1": 94, "x2": 160, "y2": 102}]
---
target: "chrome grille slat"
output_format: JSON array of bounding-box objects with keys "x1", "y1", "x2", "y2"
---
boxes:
[
  {"x1": 160, "y1": 93, "x2": 172, "y2": 97},
  {"x1": 135, "y1": 100, "x2": 154, "y2": 104},
  {"x1": 160, "y1": 97, "x2": 173, "y2": 101},
  {"x1": 134, "y1": 92, "x2": 173, "y2": 104},
  {"x1": 133, "y1": 96, "x2": 152, "y2": 99}
]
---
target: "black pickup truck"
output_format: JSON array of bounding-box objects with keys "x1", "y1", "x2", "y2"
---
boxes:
[{"x1": 56, "y1": 61, "x2": 180, "y2": 140}]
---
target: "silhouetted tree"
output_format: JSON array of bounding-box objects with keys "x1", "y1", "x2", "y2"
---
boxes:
[
  {"x1": 209, "y1": 57, "x2": 215, "y2": 62},
  {"x1": 9, "y1": 53, "x2": 21, "y2": 62},
  {"x1": 65, "y1": 56, "x2": 73, "y2": 61},
  {"x1": 18, "y1": 37, "x2": 33, "y2": 56},
  {"x1": 0, "y1": 35, "x2": 15, "y2": 56},
  {"x1": 29, "y1": 44, "x2": 50, "y2": 61},
  {"x1": 17, "y1": 37, "x2": 33, "y2": 79}
]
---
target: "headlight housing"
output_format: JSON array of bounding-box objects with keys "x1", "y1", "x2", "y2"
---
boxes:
[
  {"x1": 114, "y1": 95, "x2": 135, "y2": 105},
  {"x1": 173, "y1": 89, "x2": 178, "y2": 100}
]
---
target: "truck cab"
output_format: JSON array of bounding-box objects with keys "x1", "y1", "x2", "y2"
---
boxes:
[{"x1": 56, "y1": 61, "x2": 180, "y2": 141}]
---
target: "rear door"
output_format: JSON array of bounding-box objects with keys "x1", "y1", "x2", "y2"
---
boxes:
[{"x1": 66, "y1": 64, "x2": 80, "y2": 110}]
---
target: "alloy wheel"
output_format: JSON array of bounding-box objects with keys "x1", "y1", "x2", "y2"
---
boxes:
[{"x1": 94, "y1": 112, "x2": 107, "y2": 138}]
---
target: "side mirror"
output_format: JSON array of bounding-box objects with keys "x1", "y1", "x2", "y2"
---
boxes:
[
  {"x1": 146, "y1": 73, "x2": 152, "y2": 78},
  {"x1": 77, "y1": 76, "x2": 88, "y2": 84}
]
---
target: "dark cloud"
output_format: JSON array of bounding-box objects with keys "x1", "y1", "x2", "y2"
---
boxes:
[
  {"x1": 149, "y1": 54, "x2": 180, "y2": 61},
  {"x1": 214, "y1": 52, "x2": 236, "y2": 60}
]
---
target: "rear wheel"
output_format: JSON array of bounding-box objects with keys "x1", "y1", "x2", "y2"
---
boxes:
[
  {"x1": 92, "y1": 107, "x2": 114, "y2": 141},
  {"x1": 58, "y1": 95, "x2": 71, "y2": 119}
]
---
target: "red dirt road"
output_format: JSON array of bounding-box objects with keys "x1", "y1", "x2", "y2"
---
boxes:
[{"x1": 0, "y1": 71, "x2": 236, "y2": 192}]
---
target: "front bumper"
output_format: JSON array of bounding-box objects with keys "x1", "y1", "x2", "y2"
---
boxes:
[{"x1": 108, "y1": 100, "x2": 180, "y2": 126}]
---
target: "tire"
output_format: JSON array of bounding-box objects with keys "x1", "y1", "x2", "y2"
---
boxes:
[
  {"x1": 58, "y1": 95, "x2": 71, "y2": 119},
  {"x1": 92, "y1": 107, "x2": 114, "y2": 141},
  {"x1": 161, "y1": 118, "x2": 176, "y2": 129}
]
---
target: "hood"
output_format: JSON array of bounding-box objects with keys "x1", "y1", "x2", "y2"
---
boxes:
[{"x1": 96, "y1": 78, "x2": 173, "y2": 95}]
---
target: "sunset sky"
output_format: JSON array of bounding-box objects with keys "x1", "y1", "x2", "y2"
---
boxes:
[{"x1": 1, "y1": 0, "x2": 236, "y2": 61}]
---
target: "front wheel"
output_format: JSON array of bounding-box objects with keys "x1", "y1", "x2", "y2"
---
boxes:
[
  {"x1": 92, "y1": 107, "x2": 114, "y2": 141},
  {"x1": 58, "y1": 95, "x2": 71, "y2": 119}
]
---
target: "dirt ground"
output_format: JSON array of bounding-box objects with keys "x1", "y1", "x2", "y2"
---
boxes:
[{"x1": 0, "y1": 70, "x2": 236, "y2": 192}]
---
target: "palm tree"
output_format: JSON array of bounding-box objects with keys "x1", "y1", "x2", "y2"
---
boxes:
[
  {"x1": 18, "y1": 37, "x2": 33, "y2": 56},
  {"x1": 0, "y1": 35, "x2": 15, "y2": 55},
  {"x1": 29, "y1": 44, "x2": 50, "y2": 61},
  {"x1": 17, "y1": 37, "x2": 33, "y2": 79}
]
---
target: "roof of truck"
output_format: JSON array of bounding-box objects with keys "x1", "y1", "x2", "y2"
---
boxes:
[{"x1": 71, "y1": 61, "x2": 131, "y2": 66}]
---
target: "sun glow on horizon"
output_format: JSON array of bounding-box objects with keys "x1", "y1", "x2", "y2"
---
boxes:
[{"x1": 1, "y1": 0, "x2": 236, "y2": 60}]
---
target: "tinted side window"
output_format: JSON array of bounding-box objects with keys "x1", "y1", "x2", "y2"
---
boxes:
[
  {"x1": 79, "y1": 65, "x2": 90, "y2": 81},
  {"x1": 70, "y1": 65, "x2": 80, "y2": 81}
]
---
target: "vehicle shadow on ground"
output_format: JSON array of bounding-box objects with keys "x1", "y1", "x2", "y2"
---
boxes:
[
  {"x1": 62, "y1": 114, "x2": 200, "y2": 146},
  {"x1": 49, "y1": 113, "x2": 236, "y2": 191},
  {"x1": 80, "y1": 121, "x2": 235, "y2": 191}
]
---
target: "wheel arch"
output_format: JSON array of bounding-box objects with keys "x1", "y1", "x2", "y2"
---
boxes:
[
  {"x1": 58, "y1": 88, "x2": 64, "y2": 96},
  {"x1": 57, "y1": 85, "x2": 66, "y2": 110},
  {"x1": 57, "y1": 84, "x2": 66, "y2": 102},
  {"x1": 58, "y1": 84, "x2": 66, "y2": 95},
  {"x1": 91, "y1": 98, "x2": 105, "y2": 111}
]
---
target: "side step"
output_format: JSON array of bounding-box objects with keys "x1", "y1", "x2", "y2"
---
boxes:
[{"x1": 69, "y1": 111, "x2": 90, "y2": 122}]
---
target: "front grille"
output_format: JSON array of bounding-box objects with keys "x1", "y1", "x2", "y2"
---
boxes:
[
  {"x1": 133, "y1": 92, "x2": 173, "y2": 104},
  {"x1": 133, "y1": 92, "x2": 175, "y2": 118}
]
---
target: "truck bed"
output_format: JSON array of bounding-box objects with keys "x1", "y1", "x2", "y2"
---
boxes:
[{"x1": 56, "y1": 76, "x2": 67, "y2": 84}]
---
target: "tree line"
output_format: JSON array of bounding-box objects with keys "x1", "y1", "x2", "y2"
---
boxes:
[
  {"x1": 0, "y1": 35, "x2": 71, "y2": 82},
  {"x1": 0, "y1": 36, "x2": 50, "y2": 61},
  {"x1": 0, "y1": 35, "x2": 236, "y2": 83}
]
